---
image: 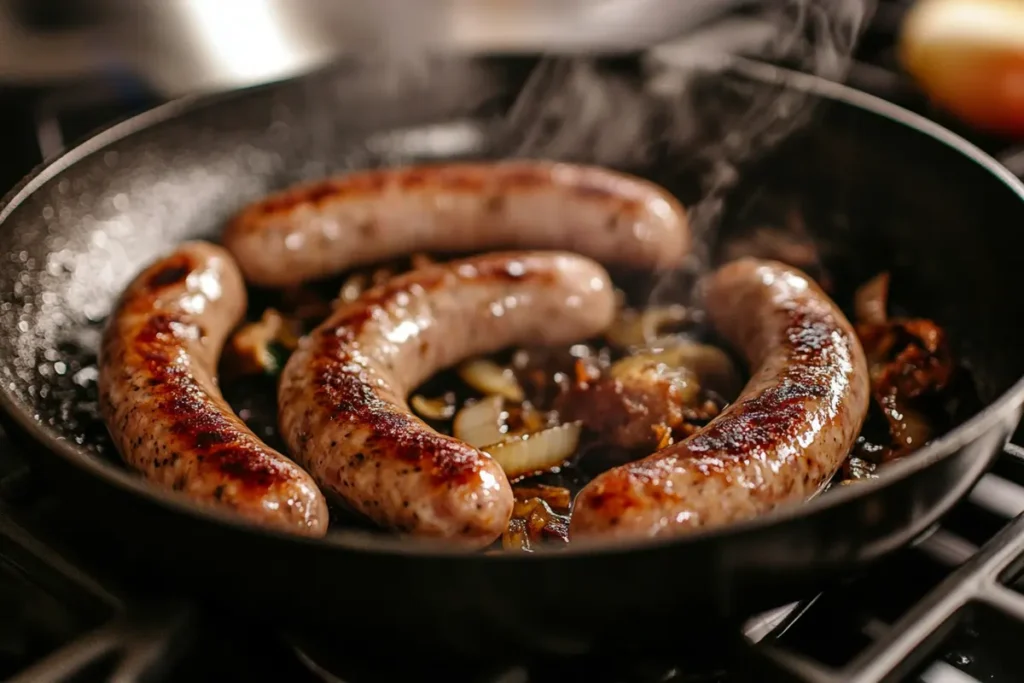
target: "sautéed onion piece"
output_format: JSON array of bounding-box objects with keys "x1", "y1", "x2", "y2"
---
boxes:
[
  {"x1": 484, "y1": 421, "x2": 583, "y2": 480},
  {"x1": 453, "y1": 395, "x2": 506, "y2": 447},
  {"x1": 605, "y1": 304, "x2": 693, "y2": 349},
  {"x1": 458, "y1": 358, "x2": 526, "y2": 402},
  {"x1": 223, "y1": 308, "x2": 300, "y2": 379},
  {"x1": 851, "y1": 272, "x2": 956, "y2": 472},
  {"x1": 410, "y1": 393, "x2": 457, "y2": 421},
  {"x1": 223, "y1": 251, "x2": 966, "y2": 549},
  {"x1": 513, "y1": 484, "x2": 573, "y2": 510}
]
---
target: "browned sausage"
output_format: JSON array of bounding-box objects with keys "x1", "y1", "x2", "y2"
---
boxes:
[
  {"x1": 278, "y1": 251, "x2": 616, "y2": 548},
  {"x1": 571, "y1": 258, "x2": 870, "y2": 540},
  {"x1": 223, "y1": 161, "x2": 689, "y2": 287},
  {"x1": 98, "y1": 241, "x2": 328, "y2": 536}
]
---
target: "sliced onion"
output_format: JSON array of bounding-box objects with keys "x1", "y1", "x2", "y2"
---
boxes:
[
  {"x1": 484, "y1": 422, "x2": 582, "y2": 480},
  {"x1": 854, "y1": 272, "x2": 890, "y2": 325},
  {"x1": 453, "y1": 395, "x2": 506, "y2": 448},
  {"x1": 509, "y1": 497, "x2": 571, "y2": 545},
  {"x1": 502, "y1": 517, "x2": 532, "y2": 552},
  {"x1": 612, "y1": 342, "x2": 743, "y2": 402},
  {"x1": 457, "y1": 358, "x2": 525, "y2": 402},
  {"x1": 410, "y1": 393, "x2": 456, "y2": 421},
  {"x1": 512, "y1": 484, "x2": 572, "y2": 511},
  {"x1": 226, "y1": 308, "x2": 301, "y2": 377},
  {"x1": 606, "y1": 305, "x2": 690, "y2": 349},
  {"x1": 609, "y1": 352, "x2": 702, "y2": 406}
]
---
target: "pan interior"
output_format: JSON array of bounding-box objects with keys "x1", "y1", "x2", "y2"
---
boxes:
[{"x1": 1, "y1": 59, "x2": 1023, "y2": 547}]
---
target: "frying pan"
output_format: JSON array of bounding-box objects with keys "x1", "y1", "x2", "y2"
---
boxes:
[{"x1": 1, "y1": 56, "x2": 1024, "y2": 661}]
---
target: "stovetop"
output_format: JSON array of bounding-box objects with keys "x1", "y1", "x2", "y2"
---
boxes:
[{"x1": 1, "y1": 3, "x2": 1024, "y2": 681}]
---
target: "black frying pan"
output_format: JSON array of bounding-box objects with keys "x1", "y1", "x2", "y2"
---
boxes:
[{"x1": 1, "y1": 57, "x2": 1023, "y2": 661}]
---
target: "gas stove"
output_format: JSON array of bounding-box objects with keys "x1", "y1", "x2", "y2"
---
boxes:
[{"x1": 1, "y1": 4, "x2": 1023, "y2": 682}]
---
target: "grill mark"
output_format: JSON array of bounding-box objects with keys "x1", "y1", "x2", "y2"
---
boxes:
[
  {"x1": 682, "y1": 305, "x2": 849, "y2": 458},
  {"x1": 131, "y1": 312, "x2": 286, "y2": 491},
  {"x1": 301, "y1": 254, "x2": 562, "y2": 489},
  {"x1": 311, "y1": 356, "x2": 483, "y2": 486},
  {"x1": 580, "y1": 298, "x2": 857, "y2": 522}
]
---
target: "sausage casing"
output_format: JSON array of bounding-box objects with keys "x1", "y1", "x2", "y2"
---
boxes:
[
  {"x1": 224, "y1": 161, "x2": 689, "y2": 286},
  {"x1": 278, "y1": 251, "x2": 616, "y2": 548},
  {"x1": 571, "y1": 258, "x2": 871, "y2": 540},
  {"x1": 98, "y1": 241, "x2": 328, "y2": 536}
]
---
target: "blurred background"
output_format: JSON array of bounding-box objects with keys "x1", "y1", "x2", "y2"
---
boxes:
[{"x1": 0, "y1": 0, "x2": 1019, "y2": 196}]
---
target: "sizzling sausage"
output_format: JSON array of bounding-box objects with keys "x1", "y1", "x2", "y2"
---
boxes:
[
  {"x1": 98, "y1": 241, "x2": 328, "y2": 536},
  {"x1": 278, "y1": 251, "x2": 617, "y2": 548},
  {"x1": 223, "y1": 161, "x2": 689, "y2": 287},
  {"x1": 570, "y1": 258, "x2": 870, "y2": 540}
]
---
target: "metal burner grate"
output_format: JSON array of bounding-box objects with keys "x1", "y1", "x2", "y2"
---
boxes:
[{"x1": 745, "y1": 446, "x2": 1024, "y2": 683}]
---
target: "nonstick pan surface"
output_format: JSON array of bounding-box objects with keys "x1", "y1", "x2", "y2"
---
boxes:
[{"x1": 1, "y1": 59, "x2": 1024, "y2": 657}]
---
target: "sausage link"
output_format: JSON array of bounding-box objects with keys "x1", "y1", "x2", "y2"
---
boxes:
[
  {"x1": 223, "y1": 161, "x2": 689, "y2": 287},
  {"x1": 278, "y1": 251, "x2": 616, "y2": 548},
  {"x1": 571, "y1": 258, "x2": 870, "y2": 540},
  {"x1": 98, "y1": 241, "x2": 328, "y2": 536}
]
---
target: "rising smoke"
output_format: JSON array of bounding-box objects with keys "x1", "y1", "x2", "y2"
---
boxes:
[{"x1": 504, "y1": 0, "x2": 875, "y2": 303}]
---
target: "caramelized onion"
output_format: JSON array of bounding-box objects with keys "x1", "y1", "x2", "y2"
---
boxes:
[
  {"x1": 453, "y1": 395, "x2": 506, "y2": 448},
  {"x1": 410, "y1": 393, "x2": 457, "y2": 421},
  {"x1": 855, "y1": 272, "x2": 890, "y2": 325},
  {"x1": 506, "y1": 497, "x2": 571, "y2": 549},
  {"x1": 610, "y1": 342, "x2": 743, "y2": 402},
  {"x1": 512, "y1": 484, "x2": 572, "y2": 511},
  {"x1": 605, "y1": 305, "x2": 691, "y2": 349},
  {"x1": 224, "y1": 308, "x2": 300, "y2": 377},
  {"x1": 485, "y1": 422, "x2": 582, "y2": 480},
  {"x1": 502, "y1": 517, "x2": 532, "y2": 551},
  {"x1": 458, "y1": 358, "x2": 525, "y2": 402}
]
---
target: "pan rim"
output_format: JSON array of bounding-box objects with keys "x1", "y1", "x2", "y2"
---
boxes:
[{"x1": 1, "y1": 63, "x2": 1023, "y2": 560}]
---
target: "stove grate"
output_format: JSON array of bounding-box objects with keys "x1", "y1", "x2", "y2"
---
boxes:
[{"x1": 749, "y1": 446, "x2": 1024, "y2": 683}]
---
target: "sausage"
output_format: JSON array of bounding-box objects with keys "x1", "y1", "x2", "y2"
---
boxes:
[
  {"x1": 278, "y1": 251, "x2": 617, "y2": 548},
  {"x1": 570, "y1": 258, "x2": 870, "y2": 540},
  {"x1": 98, "y1": 241, "x2": 329, "y2": 537},
  {"x1": 223, "y1": 161, "x2": 689, "y2": 287}
]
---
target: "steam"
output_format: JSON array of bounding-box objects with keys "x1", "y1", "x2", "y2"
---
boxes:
[{"x1": 504, "y1": 0, "x2": 875, "y2": 303}]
